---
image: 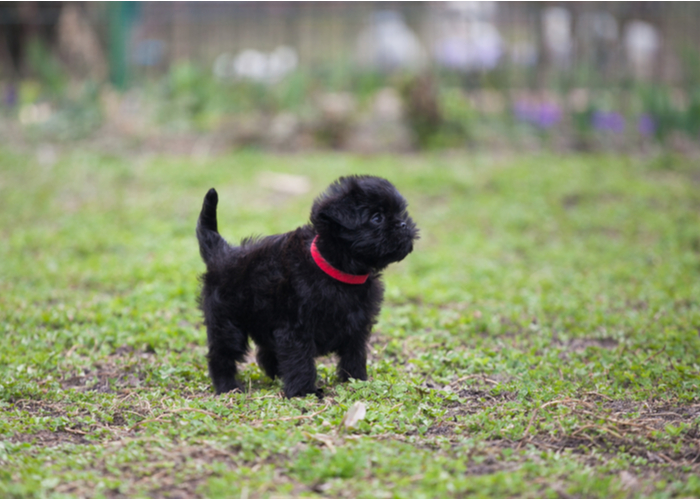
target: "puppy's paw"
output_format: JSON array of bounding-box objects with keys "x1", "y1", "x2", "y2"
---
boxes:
[
  {"x1": 214, "y1": 379, "x2": 243, "y2": 395},
  {"x1": 337, "y1": 366, "x2": 368, "y2": 383},
  {"x1": 283, "y1": 385, "x2": 322, "y2": 399}
]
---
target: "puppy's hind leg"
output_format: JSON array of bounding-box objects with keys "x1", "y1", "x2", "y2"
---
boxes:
[
  {"x1": 274, "y1": 330, "x2": 321, "y2": 398},
  {"x1": 206, "y1": 319, "x2": 249, "y2": 395},
  {"x1": 255, "y1": 345, "x2": 279, "y2": 380}
]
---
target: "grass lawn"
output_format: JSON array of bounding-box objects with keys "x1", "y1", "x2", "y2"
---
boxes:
[{"x1": 1, "y1": 146, "x2": 700, "y2": 498}]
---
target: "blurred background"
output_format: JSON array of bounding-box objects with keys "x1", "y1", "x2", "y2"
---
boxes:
[{"x1": 1, "y1": 1, "x2": 699, "y2": 156}]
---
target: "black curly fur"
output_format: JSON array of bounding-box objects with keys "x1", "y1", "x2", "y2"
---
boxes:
[{"x1": 196, "y1": 175, "x2": 418, "y2": 398}]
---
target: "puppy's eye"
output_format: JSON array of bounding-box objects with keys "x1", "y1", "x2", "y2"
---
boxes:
[{"x1": 370, "y1": 213, "x2": 384, "y2": 224}]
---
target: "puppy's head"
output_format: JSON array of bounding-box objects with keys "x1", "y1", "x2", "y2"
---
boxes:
[{"x1": 310, "y1": 175, "x2": 418, "y2": 271}]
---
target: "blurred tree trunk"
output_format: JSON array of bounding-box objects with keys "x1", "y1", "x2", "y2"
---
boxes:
[{"x1": 57, "y1": 3, "x2": 108, "y2": 82}]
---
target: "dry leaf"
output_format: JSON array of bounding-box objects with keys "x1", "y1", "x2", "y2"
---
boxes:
[{"x1": 342, "y1": 401, "x2": 367, "y2": 429}]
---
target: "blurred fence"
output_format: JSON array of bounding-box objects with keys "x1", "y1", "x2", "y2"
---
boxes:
[
  {"x1": 109, "y1": 2, "x2": 699, "y2": 87},
  {"x1": 2, "y1": 2, "x2": 700, "y2": 151},
  {"x1": 2, "y1": 2, "x2": 699, "y2": 90}
]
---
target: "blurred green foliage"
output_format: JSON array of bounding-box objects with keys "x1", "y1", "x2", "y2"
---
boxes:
[
  {"x1": 25, "y1": 38, "x2": 67, "y2": 96},
  {"x1": 4, "y1": 42, "x2": 700, "y2": 152}
]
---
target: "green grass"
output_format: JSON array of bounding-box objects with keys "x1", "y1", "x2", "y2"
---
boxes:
[{"x1": 1, "y1": 146, "x2": 700, "y2": 498}]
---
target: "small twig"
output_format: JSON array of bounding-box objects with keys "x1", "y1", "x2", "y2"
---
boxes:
[
  {"x1": 450, "y1": 374, "x2": 480, "y2": 386},
  {"x1": 576, "y1": 409, "x2": 657, "y2": 433},
  {"x1": 63, "y1": 427, "x2": 88, "y2": 435},
  {"x1": 643, "y1": 345, "x2": 666, "y2": 364},
  {"x1": 691, "y1": 440, "x2": 700, "y2": 464},
  {"x1": 640, "y1": 411, "x2": 686, "y2": 419},
  {"x1": 129, "y1": 407, "x2": 218, "y2": 431},
  {"x1": 528, "y1": 439, "x2": 562, "y2": 451},
  {"x1": 255, "y1": 404, "x2": 330, "y2": 425},
  {"x1": 555, "y1": 416, "x2": 567, "y2": 437},
  {"x1": 129, "y1": 417, "x2": 162, "y2": 430},
  {"x1": 571, "y1": 423, "x2": 624, "y2": 440},
  {"x1": 121, "y1": 409, "x2": 149, "y2": 419},
  {"x1": 65, "y1": 344, "x2": 80, "y2": 357},
  {"x1": 450, "y1": 374, "x2": 499, "y2": 387},
  {"x1": 523, "y1": 398, "x2": 580, "y2": 438},
  {"x1": 582, "y1": 391, "x2": 614, "y2": 401},
  {"x1": 304, "y1": 432, "x2": 336, "y2": 453},
  {"x1": 657, "y1": 452, "x2": 677, "y2": 465}
]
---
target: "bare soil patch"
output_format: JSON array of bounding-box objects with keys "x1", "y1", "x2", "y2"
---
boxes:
[
  {"x1": 9, "y1": 430, "x2": 89, "y2": 446},
  {"x1": 520, "y1": 397, "x2": 700, "y2": 467}
]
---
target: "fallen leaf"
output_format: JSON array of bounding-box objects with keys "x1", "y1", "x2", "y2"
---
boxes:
[{"x1": 342, "y1": 401, "x2": 367, "y2": 429}]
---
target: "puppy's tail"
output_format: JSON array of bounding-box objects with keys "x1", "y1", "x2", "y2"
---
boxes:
[{"x1": 197, "y1": 188, "x2": 227, "y2": 266}]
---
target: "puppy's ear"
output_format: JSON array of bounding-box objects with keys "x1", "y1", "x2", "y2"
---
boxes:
[
  {"x1": 311, "y1": 176, "x2": 365, "y2": 232},
  {"x1": 314, "y1": 197, "x2": 360, "y2": 230}
]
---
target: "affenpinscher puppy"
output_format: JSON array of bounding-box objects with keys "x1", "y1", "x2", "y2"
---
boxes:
[{"x1": 196, "y1": 175, "x2": 418, "y2": 398}]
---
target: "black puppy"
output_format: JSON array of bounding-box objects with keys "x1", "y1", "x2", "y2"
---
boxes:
[{"x1": 196, "y1": 175, "x2": 418, "y2": 398}]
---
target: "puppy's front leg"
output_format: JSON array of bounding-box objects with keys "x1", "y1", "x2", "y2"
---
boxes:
[
  {"x1": 275, "y1": 331, "x2": 320, "y2": 398},
  {"x1": 206, "y1": 320, "x2": 249, "y2": 395},
  {"x1": 337, "y1": 339, "x2": 368, "y2": 383}
]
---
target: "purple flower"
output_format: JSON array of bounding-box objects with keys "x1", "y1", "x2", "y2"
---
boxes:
[
  {"x1": 592, "y1": 111, "x2": 625, "y2": 133},
  {"x1": 513, "y1": 100, "x2": 562, "y2": 129},
  {"x1": 3, "y1": 84, "x2": 16, "y2": 108},
  {"x1": 536, "y1": 103, "x2": 562, "y2": 128},
  {"x1": 638, "y1": 114, "x2": 655, "y2": 136}
]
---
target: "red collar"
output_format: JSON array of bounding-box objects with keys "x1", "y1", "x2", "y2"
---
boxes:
[{"x1": 310, "y1": 236, "x2": 369, "y2": 285}]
